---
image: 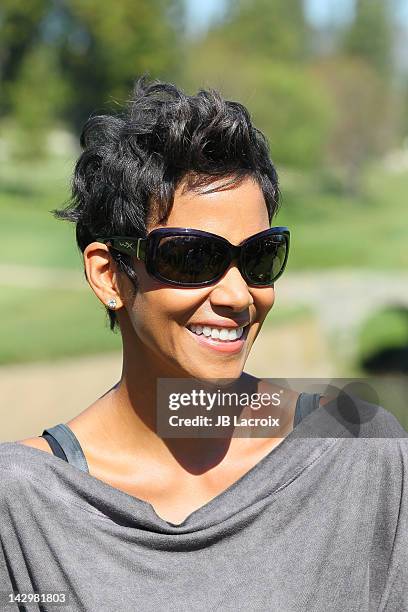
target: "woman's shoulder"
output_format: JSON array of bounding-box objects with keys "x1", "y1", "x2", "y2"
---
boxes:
[
  {"x1": 255, "y1": 376, "x2": 408, "y2": 440},
  {"x1": 0, "y1": 438, "x2": 54, "y2": 496},
  {"x1": 0, "y1": 437, "x2": 80, "y2": 524},
  {"x1": 0, "y1": 441, "x2": 33, "y2": 502},
  {"x1": 321, "y1": 394, "x2": 408, "y2": 439},
  {"x1": 14, "y1": 436, "x2": 54, "y2": 453}
]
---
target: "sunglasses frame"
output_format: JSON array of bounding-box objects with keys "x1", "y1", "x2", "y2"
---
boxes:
[{"x1": 96, "y1": 226, "x2": 290, "y2": 287}]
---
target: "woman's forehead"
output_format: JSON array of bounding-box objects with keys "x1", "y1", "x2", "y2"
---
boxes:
[{"x1": 151, "y1": 175, "x2": 269, "y2": 239}]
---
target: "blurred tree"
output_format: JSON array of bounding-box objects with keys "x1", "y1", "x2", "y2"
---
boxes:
[
  {"x1": 7, "y1": 43, "x2": 70, "y2": 157},
  {"x1": 183, "y1": 43, "x2": 332, "y2": 170},
  {"x1": 215, "y1": 0, "x2": 310, "y2": 63},
  {"x1": 0, "y1": 0, "x2": 48, "y2": 116},
  {"x1": 245, "y1": 61, "x2": 332, "y2": 169},
  {"x1": 341, "y1": 0, "x2": 394, "y2": 78},
  {"x1": 57, "y1": 0, "x2": 184, "y2": 128},
  {"x1": 0, "y1": 0, "x2": 184, "y2": 135},
  {"x1": 313, "y1": 57, "x2": 397, "y2": 194},
  {"x1": 182, "y1": 0, "x2": 329, "y2": 170}
]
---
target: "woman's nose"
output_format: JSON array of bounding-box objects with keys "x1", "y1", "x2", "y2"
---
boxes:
[{"x1": 209, "y1": 264, "x2": 254, "y2": 311}]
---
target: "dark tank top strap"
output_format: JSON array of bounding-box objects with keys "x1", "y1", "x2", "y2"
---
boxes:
[
  {"x1": 41, "y1": 424, "x2": 89, "y2": 473},
  {"x1": 41, "y1": 432, "x2": 68, "y2": 462},
  {"x1": 293, "y1": 392, "x2": 322, "y2": 428}
]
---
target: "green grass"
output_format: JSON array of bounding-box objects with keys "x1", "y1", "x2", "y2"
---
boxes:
[
  {"x1": 0, "y1": 285, "x2": 121, "y2": 365},
  {"x1": 1, "y1": 205, "x2": 82, "y2": 269},
  {"x1": 275, "y1": 165, "x2": 408, "y2": 270},
  {"x1": 0, "y1": 156, "x2": 82, "y2": 269}
]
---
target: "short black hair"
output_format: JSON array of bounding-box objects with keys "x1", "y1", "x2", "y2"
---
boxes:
[{"x1": 52, "y1": 76, "x2": 280, "y2": 332}]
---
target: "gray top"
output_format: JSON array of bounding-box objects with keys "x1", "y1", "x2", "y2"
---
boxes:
[{"x1": 0, "y1": 393, "x2": 407, "y2": 611}]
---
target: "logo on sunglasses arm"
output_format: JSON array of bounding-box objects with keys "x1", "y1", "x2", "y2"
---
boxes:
[{"x1": 118, "y1": 241, "x2": 134, "y2": 250}]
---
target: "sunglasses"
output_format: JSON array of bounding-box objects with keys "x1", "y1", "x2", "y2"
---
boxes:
[{"x1": 96, "y1": 226, "x2": 290, "y2": 288}]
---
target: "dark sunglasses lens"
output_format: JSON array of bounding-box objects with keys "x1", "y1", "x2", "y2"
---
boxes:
[
  {"x1": 243, "y1": 235, "x2": 288, "y2": 285},
  {"x1": 155, "y1": 236, "x2": 228, "y2": 284}
]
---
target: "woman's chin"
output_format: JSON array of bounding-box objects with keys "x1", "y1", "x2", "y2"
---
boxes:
[{"x1": 181, "y1": 360, "x2": 245, "y2": 384}]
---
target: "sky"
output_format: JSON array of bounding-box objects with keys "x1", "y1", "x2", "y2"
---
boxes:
[
  {"x1": 185, "y1": 0, "x2": 353, "y2": 35},
  {"x1": 185, "y1": 0, "x2": 226, "y2": 35},
  {"x1": 304, "y1": 0, "x2": 355, "y2": 25},
  {"x1": 185, "y1": 0, "x2": 408, "y2": 35}
]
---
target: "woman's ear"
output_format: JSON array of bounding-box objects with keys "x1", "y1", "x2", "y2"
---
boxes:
[{"x1": 83, "y1": 242, "x2": 124, "y2": 309}]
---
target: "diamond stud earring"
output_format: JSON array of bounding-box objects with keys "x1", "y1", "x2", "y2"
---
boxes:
[{"x1": 107, "y1": 298, "x2": 117, "y2": 309}]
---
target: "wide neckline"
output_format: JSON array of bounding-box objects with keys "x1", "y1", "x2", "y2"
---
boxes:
[{"x1": 4, "y1": 393, "x2": 333, "y2": 530}]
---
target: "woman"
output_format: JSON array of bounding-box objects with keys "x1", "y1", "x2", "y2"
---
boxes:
[{"x1": 1, "y1": 78, "x2": 407, "y2": 611}]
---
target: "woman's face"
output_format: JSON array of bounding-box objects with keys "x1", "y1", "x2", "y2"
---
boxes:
[{"x1": 119, "y1": 175, "x2": 275, "y2": 381}]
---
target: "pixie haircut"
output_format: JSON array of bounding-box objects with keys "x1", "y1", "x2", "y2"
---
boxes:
[{"x1": 52, "y1": 76, "x2": 281, "y2": 332}]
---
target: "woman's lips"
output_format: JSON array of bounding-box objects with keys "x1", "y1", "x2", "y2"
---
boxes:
[{"x1": 185, "y1": 325, "x2": 249, "y2": 354}]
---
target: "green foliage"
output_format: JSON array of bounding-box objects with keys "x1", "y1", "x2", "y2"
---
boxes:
[
  {"x1": 0, "y1": 0, "x2": 48, "y2": 115},
  {"x1": 243, "y1": 61, "x2": 332, "y2": 169},
  {"x1": 183, "y1": 43, "x2": 332, "y2": 170},
  {"x1": 357, "y1": 307, "x2": 408, "y2": 360},
  {"x1": 0, "y1": 0, "x2": 184, "y2": 133},
  {"x1": 222, "y1": 0, "x2": 310, "y2": 62},
  {"x1": 312, "y1": 56, "x2": 397, "y2": 192},
  {"x1": 53, "y1": 0, "x2": 184, "y2": 127},
  {"x1": 342, "y1": 0, "x2": 393, "y2": 77},
  {"x1": 1, "y1": 0, "x2": 404, "y2": 174},
  {"x1": 6, "y1": 44, "x2": 71, "y2": 158}
]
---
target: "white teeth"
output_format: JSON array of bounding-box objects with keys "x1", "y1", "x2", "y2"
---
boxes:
[
  {"x1": 219, "y1": 329, "x2": 229, "y2": 340},
  {"x1": 188, "y1": 324, "x2": 246, "y2": 341},
  {"x1": 228, "y1": 328, "x2": 237, "y2": 340}
]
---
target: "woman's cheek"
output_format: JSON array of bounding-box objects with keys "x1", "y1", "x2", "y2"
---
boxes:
[
  {"x1": 148, "y1": 287, "x2": 209, "y2": 322},
  {"x1": 254, "y1": 287, "x2": 275, "y2": 321}
]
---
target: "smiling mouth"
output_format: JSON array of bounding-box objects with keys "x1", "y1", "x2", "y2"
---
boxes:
[{"x1": 186, "y1": 323, "x2": 249, "y2": 343}]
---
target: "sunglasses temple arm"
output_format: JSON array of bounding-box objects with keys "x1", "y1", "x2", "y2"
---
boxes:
[
  {"x1": 122, "y1": 238, "x2": 147, "y2": 260},
  {"x1": 96, "y1": 237, "x2": 146, "y2": 260},
  {"x1": 136, "y1": 239, "x2": 142, "y2": 260}
]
